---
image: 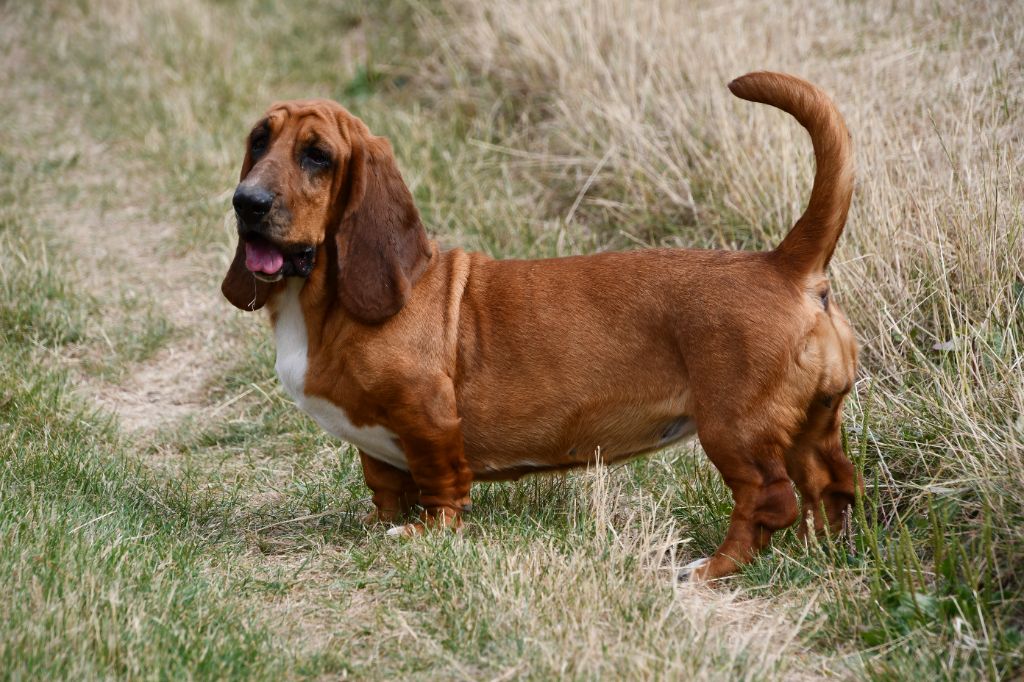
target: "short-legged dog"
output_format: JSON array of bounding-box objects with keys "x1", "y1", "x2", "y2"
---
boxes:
[{"x1": 221, "y1": 71, "x2": 859, "y2": 581}]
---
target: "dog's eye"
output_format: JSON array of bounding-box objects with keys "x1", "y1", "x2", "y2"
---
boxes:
[
  {"x1": 250, "y1": 133, "x2": 268, "y2": 155},
  {"x1": 302, "y1": 147, "x2": 332, "y2": 169}
]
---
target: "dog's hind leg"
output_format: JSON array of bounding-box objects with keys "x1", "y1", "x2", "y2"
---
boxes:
[
  {"x1": 685, "y1": 428, "x2": 800, "y2": 582},
  {"x1": 784, "y1": 401, "x2": 858, "y2": 537}
]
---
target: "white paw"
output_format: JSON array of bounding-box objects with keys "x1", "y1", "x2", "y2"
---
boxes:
[
  {"x1": 677, "y1": 557, "x2": 710, "y2": 582},
  {"x1": 386, "y1": 524, "x2": 411, "y2": 537}
]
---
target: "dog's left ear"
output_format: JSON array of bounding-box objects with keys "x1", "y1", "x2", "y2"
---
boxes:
[
  {"x1": 222, "y1": 139, "x2": 273, "y2": 311},
  {"x1": 335, "y1": 125, "x2": 431, "y2": 323},
  {"x1": 221, "y1": 240, "x2": 273, "y2": 311}
]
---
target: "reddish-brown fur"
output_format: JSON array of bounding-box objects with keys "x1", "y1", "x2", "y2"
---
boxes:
[{"x1": 221, "y1": 71, "x2": 859, "y2": 581}]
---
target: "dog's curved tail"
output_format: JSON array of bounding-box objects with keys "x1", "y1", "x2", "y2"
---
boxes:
[{"x1": 728, "y1": 71, "x2": 853, "y2": 277}]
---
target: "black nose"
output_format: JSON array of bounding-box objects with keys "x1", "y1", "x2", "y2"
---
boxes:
[{"x1": 232, "y1": 185, "x2": 275, "y2": 225}]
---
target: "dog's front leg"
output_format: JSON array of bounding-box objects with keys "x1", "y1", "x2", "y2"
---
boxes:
[
  {"x1": 359, "y1": 451, "x2": 420, "y2": 524},
  {"x1": 386, "y1": 375, "x2": 472, "y2": 537}
]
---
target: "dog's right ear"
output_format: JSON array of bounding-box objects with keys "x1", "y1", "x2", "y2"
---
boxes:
[{"x1": 221, "y1": 130, "x2": 273, "y2": 311}]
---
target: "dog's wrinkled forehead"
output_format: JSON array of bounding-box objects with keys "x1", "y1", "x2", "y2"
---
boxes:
[{"x1": 254, "y1": 100, "x2": 356, "y2": 150}]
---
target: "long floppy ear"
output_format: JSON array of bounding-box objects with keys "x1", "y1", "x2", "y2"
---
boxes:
[
  {"x1": 221, "y1": 142, "x2": 273, "y2": 311},
  {"x1": 221, "y1": 239, "x2": 273, "y2": 311},
  {"x1": 336, "y1": 130, "x2": 432, "y2": 323}
]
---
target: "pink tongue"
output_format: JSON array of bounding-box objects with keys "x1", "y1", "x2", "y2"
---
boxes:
[{"x1": 245, "y1": 241, "x2": 285, "y2": 275}]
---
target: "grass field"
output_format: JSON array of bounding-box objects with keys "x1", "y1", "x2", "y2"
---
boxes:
[{"x1": 1, "y1": 0, "x2": 1021, "y2": 678}]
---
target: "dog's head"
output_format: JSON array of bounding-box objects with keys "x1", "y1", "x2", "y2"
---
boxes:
[{"x1": 222, "y1": 100, "x2": 431, "y2": 322}]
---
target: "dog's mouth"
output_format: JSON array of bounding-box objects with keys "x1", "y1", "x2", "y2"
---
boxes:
[{"x1": 243, "y1": 235, "x2": 316, "y2": 282}]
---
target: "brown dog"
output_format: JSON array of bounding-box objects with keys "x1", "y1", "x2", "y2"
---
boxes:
[{"x1": 221, "y1": 71, "x2": 858, "y2": 581}]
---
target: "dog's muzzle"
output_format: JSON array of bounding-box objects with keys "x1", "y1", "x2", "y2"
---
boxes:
[{"x1": 232, "y1": 185, "x2": 314, "y2": 282}]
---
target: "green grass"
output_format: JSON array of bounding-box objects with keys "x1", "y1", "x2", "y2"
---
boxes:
[
  {"x1": 0, "y1": 201, "x2": 285, "y2": 677},
  {"x1": 2, "y1": 0, "x2": 1022, "y2": 679}
]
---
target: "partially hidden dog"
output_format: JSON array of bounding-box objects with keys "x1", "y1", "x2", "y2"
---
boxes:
[{"x1": 221, "y1": 71, "x2": 859, "y2": 581}]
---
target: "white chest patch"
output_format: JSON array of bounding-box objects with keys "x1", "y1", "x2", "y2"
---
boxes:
[{"x1": 273, "y1": 279, "x2": 408, "y2": 470}]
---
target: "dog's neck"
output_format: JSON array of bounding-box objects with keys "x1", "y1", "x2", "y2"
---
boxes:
[{"x1": 267, "y1": 238, "x2": 446, "y2": 359}]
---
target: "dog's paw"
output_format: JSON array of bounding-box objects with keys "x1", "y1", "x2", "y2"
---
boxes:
[
  {"x1": 386, "y1": 523, "x2": 422, "y2": 537},
  {"x1": 677, "y1": 557, "x2": 711, "y2": 583},
  {"x1": 385, "y1": 518, "x2": 466, "y2": 538}
]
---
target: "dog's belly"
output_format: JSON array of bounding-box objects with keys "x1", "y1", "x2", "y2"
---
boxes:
[
  {"x1": 460, "y1": 399, "x2": 697, "y2": 477},
  {"x1": 272, "y1": 280, "x2": 407, "y2": 470}
]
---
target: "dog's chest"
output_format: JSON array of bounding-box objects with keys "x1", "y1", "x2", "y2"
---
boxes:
[{"x1": 272, "y1": 280, "x2": 407, "y2": 470}]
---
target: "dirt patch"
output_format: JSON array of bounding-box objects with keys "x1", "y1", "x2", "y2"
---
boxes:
[{"x1": 49, "y1": 153, "x2": 235, "y2": 436}]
